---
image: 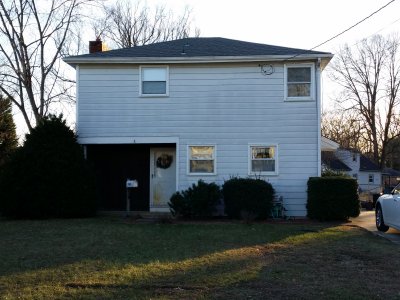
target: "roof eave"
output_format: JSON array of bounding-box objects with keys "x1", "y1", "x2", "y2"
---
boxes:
[
  {"x1": 63, "y1": 54, "x2": 334, "y2": 68},
  {"x1": 360, "y1": 168, "x2": 381, "y2": 172}
]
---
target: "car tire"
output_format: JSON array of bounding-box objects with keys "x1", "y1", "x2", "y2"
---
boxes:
[{"x1": 376, "y1": 205, "x2": 389, "y2": 232}]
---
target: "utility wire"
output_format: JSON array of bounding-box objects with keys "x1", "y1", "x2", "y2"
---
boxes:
[
  {"x1": 309, "y1": 0, "x2": 396, "y2": 51},
  {"x1": 286, "y1": 0, "x2": 397, "y2": 61},
  {"x1": 352, "y1": 16, "x2": 400, "y2": 46}
]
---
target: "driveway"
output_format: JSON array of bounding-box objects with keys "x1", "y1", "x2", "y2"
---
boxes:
[{"x1": 350, "y1": 210, "x2": 400, "y2": 245}]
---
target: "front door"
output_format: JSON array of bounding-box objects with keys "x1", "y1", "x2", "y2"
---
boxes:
[{"x1": 150, "y1": 148, "x2": 176, "y2": 212}]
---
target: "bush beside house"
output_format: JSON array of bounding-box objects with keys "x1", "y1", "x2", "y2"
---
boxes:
[
  {"x1": 169, "y1": 180, "x2": 221, "y2": 218},
  {"x1": 222, "y1": 177, "x2": 274, "y2": 220},
  {"x1": 307, "y1": 177, "x2": 360, "y2": 221},
  {"x1": 0, "y1": 115, "x2": 96, "y2": 219},
  {"x1": 169, "y1": 178, "x2": 274, "y2": 220}
]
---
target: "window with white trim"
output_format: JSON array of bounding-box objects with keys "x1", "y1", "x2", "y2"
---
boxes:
[
  {"x1": 188, "y1": 146, "x2": 216, "y2": 175},
  {"x1": 140, "y1": 66, "x2": 168, "y2": 96},
  {"x1": 249, "y1": 145, "x2": 278, "y2": 175},
  {"x1": 284, "y1": 64, "x2": 315, "y2": 101}
]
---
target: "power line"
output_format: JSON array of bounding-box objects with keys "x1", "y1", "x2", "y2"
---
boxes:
[
  {"x1": 352, "y1": 16, "x2": 400, "y2": 46},
  {"x1": 310, "y1": 0, "x2": 396, "y2": 51},
  {"x1": 285, "y1": 0, "x2": 397, "y2": 61}
]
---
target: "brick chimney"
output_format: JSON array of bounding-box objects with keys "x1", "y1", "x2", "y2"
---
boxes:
[{"x1": 89, "y1": 38, "x2": 102, "y2": 53}]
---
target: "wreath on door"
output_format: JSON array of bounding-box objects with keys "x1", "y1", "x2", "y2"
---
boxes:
[{"x1": 156, "y1": 154, "x2": 173, "y2": 169}]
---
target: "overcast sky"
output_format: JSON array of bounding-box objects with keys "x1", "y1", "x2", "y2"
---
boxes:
[{"x1": 149, "y1": 0, "x2": 400, "y2": 51}]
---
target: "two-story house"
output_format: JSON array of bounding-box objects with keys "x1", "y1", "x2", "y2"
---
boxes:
[{"x1": 64, "y1": 37, "x2": 333, "y2": 217}]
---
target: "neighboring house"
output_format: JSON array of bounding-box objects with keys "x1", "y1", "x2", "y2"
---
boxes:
[
  {"x1": 335, "y1": 149, "x2": 381, "y2": 194},
  {"x1": 64, "y1": 37, "x2": 333, "y2": 217},
  {"x1": 321, "y1": 137, "x2": 382, "y2": 194}
]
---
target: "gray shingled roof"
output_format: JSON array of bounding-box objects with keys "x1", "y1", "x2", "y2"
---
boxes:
[
  {"x1": 68, "y1": 37, "x2": 331, "y2": 59},
  {"x1": 321, "y1": 151, "x2": 352, "y2": 171},
  {"x1": 382, "y1": 167, "x2": 400, "y2": 176},
  {"x1": 360, "y1": 155, "x2": 381, "y2": 171}
]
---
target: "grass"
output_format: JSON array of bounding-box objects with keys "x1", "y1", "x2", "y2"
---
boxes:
[{"x1": 0, "y1": 218, "x2": 399, "y2": 299}]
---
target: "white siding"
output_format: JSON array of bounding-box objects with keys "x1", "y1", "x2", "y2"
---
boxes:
[
  {"x1": 77, "y1": 63, "x2": 320, "y2": 217},
  {"x1": 359, "y1": 172, "x2": 382, "y2": 194},
  {"x1": 336, "y1": 149, "x2": 359, "y2": 172}
]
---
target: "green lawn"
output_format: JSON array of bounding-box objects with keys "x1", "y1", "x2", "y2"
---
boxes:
[{"x1": 0, "y1": 218, "x2": 399, "y2": 299}]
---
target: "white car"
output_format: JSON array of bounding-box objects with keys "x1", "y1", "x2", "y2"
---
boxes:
[{"x1": 376, "y1": 184, "x2": 400, "y2": 232}]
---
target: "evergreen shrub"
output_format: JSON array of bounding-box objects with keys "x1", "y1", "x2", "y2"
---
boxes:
[
  {"x1": 222, "y1": 177, "x2": 274, "y2": 220},
  {"x1": 0, "y1": 115, "x2": 96, "y2": 218},
  {"x1": 307, "y1": 177, "x2": 360, "y2": 221},
  {"x1": 168, "y1": 180, "x2": 221, "y2": 218}
]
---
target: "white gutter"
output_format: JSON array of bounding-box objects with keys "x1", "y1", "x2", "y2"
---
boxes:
[
  {"x1": 75, "y1": 65, "x2": 80, "y2": 135},
  {"x1": 63, "y1": 54, "x2": 333, "y2": 68}
]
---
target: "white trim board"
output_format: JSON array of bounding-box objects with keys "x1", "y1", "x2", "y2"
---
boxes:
[{"x1": 78, "y1": 136, "x2": 179, "y2": 144}]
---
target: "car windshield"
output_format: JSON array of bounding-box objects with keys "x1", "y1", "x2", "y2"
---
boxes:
[{"x1": 392, "y1": 184, "x2": 400, "y2": 194}]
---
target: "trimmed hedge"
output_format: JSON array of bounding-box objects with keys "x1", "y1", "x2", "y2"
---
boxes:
[
  {"x1": 0, "y1": 115, "x2": 96, "y2": 219},
  {"x1": 222, "y1": 177, "x2": 274, "y2": 220},
  {"x1": 307, "y1": 177, "x2": 360, "y2": 221},
  {"x1": 169, "y1": 180, "x2": 221, "y2": 218}
]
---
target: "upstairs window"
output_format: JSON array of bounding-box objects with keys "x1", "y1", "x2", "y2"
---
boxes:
[
  {"x1": 284, "y1": 64, "x2": 315, "y2": 101},
  {"x1": 140, "y1": 66, "x2": 168, "y2": 96},
  {"x1": 188, "y1": 146, "x2": 216, "y2": 175},
  {"x1": 369, "y1": 174, "x2": 374, "y2": 183},
  {"x1": 249, "y1": 145, "x2": 278, "y2": 175},
  {"x1": 352, "y1": 153, "x2": 357, "y2": 161}
]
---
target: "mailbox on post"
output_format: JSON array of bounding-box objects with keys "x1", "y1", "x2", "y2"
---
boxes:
[
  {"x1": 126, "y1": 179, "x2": 138, "y2": 217},
  {"x1": 126, "y1": 179, "x2": 138, "y2": 188}
]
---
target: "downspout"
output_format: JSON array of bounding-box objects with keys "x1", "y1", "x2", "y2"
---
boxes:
[
  {"x1": 316, "y1": 58, "x2": 322, "y2": 177},
  {"x1": 76, "y1": 64, "x2": 80, "y2": 140},
  {"x1": 76, "y1": 65, "x2": 87, "y2": 160}
]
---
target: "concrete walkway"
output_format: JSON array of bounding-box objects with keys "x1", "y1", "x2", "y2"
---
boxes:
[{"x1": 350, "y1": 211, "x2": 400, "y2": 245}]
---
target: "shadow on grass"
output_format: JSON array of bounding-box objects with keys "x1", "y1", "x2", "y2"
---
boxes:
[
  {"x1": 30, "y1": 224, "x2": 399, "y2": 300},
  {"x1": 0, "y1": 218, "x2": 334, "y2": 276},
  {"x1": 2, "y1": 218, "x2": 377, "y2": 299}
]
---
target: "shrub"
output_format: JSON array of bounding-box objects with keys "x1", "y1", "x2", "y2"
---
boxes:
[
  {"x1": 222, "y1": 177, "x2": 274, "y2": 220},
  {"x1": 0, "y1": 115, "x2": 96, "y2": 219},
  {"x1": 307, "y1": 177, "x2": 360, "y2": 221},
  {"x1": 169, "y1": 191, "x2": 191, "y2": 218},
  {"x1": 168, "y1": 180, "x2": 221, "y2": 218}
]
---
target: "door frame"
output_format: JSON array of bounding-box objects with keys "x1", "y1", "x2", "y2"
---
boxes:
[{"x1": 149, "y1": 146, "x2": 178, "y2": 212}]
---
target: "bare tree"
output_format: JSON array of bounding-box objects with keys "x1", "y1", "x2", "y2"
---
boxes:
[
  {"x1": 94, "y1": 0, "x2": 200, "y2": 49},
  {"x1": 0, "y1": 0, "x2": 94, "y2": 132},
  {"x1": 385, "y1": 137, "x2": 400, "y2": 169},
  {"x1": 330, "y1": 34, "x2": 400, "y2": 167},
  {"x1": 322, "y1": 110, "x2": 367, "y2": 152}
]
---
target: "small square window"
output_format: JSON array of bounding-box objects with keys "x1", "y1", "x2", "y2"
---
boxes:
[
  {"x1": 284, "y1": 64, "x2": 314, "y2": 101},
  {"x1": 188, "y1": 146, "x2": 216, "y2": 175},
  {"x1": 369, "y1": 174, "x2": 374, "y2": 183},
  {"x1": 140, "y1": 66, "x2": 168, "y2": 96},
  {"x1": 249, "y1": 145, "x2": 278, "y2": 175}
]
